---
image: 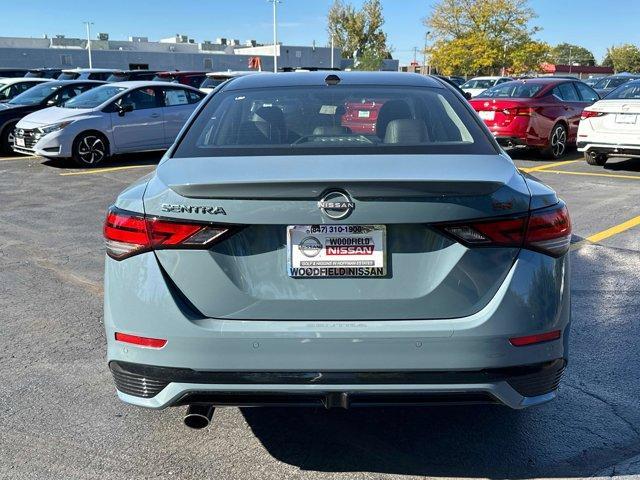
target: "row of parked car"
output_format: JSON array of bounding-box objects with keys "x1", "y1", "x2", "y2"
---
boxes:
[{"x1": 466, "y1": 75, "x2": 640, "y2": 165}]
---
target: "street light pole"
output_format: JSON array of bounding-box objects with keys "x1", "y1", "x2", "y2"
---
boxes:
[
  {"x1": 83, "y1": 21, "x2": 94, "y2": 68},
  {"x1": 331, "y1": 34, "x2": 334, "y2": 69},
  {"x1": 268, "y1": 0, "x2": 281, "y2": 73}
]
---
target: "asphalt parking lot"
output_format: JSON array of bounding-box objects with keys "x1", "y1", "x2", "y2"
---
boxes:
[{"x1": 1, "y1": 149, "x2": 639, "y2": 479}]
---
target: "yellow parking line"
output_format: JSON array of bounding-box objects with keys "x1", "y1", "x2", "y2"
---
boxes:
[
  {"x1": 539, "y1": 169, "x2": 640, "y2": 180},
  {"x1": 60, "y1": 165, "x2": 155, "y2": 176},
  {"x1": 0, "y1": 155, "x2": 39, "y2": 162},
  {"x1": 586, "y1": 215, "x2": 640, "y2": 243},
  {"x1": 520, "y1": 160, "x2": 580, "y2": 173}
]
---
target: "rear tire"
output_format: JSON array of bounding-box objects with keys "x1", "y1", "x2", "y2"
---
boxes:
[
  {"x1": 584, "y1": 151, "x2": 607, "y2": 166},
  {"x1": 0, "y1": 122, "x2": 17, "y2": 155},
  {"x1": 71, "y1": 132, "x2": 109, "y2": 167},
  {"x1": 541, "y1": 123, "x2": 568, "y2": 159}
]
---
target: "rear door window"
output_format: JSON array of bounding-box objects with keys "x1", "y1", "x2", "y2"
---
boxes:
[
  {"x1": 162, "y1": 87, "x2": 190, "y2": 107},
  {"x1": 575, "y1": 82, "x2": 599, "y2": 102},
  {"x1": 553, "y1": 83, "x2": 580, "y2": 102}
]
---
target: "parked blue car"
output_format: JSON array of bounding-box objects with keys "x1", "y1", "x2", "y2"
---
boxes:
[{"x1": 103, "y1": 72, "x2": 572, "y2": 429}]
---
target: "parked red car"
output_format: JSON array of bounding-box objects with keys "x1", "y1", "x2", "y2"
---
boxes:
[
  {"x1": 470, "y1": 78, "x2": 600, "y2": 158},
  {"x1": 153, "y1": 71, "x2": 209, "y2": 89}
]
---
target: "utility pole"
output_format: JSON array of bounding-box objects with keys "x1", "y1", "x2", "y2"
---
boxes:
[
  {"x1": 331, "y1": 34, "x2": 334, "y2": 69},
  {"x1": 83, "y1": 21, "x2": 94, "y2": 68},
  {"x1": 268, "y1": 0, "x2": 281, "y2": 73},
  {"x1": 424, "y1": 31, "x2": 431, "y2": 75},
  {"x1": 568, "y1": 46, "x2": 573, "y2": 75}
]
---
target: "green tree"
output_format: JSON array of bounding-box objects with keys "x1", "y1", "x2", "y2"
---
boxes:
[
  {"x1": 327, "y1": 0, "x2": 390, "y2": 70},
  {"x1": 551, "y1": 43, "x2": 596, "y2": 66},
  {"x1": 605, "y1": 44, "x2": 640, "y2": 73},
  {"x1": 424, "y1": 0, "x2": 547, "y2": 75}
]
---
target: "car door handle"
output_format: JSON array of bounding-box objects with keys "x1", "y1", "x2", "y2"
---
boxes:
[{"x1": 150, "y1": 113, "x2": 160, "y2": 118}]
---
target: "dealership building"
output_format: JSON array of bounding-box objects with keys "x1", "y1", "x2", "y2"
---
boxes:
[{"x1": 0, "y1": 33, "x2": 399, "y2": 72}]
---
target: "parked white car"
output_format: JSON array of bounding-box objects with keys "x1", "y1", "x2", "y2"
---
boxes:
[
  {"x1": 0, "y1": 78, "x2": 51, "y2": 102},
  {"x1": 57, "y1": 68, "x2": 124, "y2": 81},
  {"x1": 577, "y1": 79, "x2": 640, "y2": 166},
  {"x1": 199, "y1": 71, "x2": 261, "y2": 94},
  {"x1": 13, "y1": 81, "x2": 206, "y2": 166},
  {"x1": 461, "y1": 76, "x2": 513, "y2": 98}
]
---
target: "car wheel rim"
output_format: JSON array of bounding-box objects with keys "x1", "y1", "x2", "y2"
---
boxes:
[
  {"x1": 551, "y1": 127, "x2": 566, "y2": 158},
  {"x1": 77, "y1": 136, "x2": 105, "y2": 164}
]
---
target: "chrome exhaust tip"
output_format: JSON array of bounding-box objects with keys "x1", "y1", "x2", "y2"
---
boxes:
[{"x1": 184, "y1": 404, "x2": 215, "y2": 429}]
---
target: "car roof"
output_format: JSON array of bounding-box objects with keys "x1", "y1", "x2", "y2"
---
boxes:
[
  {"x1": 155, "y1": 71, "x2": 207, "y2": 76},
  {"x1": 467, "y1": 76, "x2": 510, "y2": 80},
  {"x1": 0, "y1": 77, "x2": 52, "y2": 85},
  {"x1": 506, "y1": 77, "x2": 575, "y2": 84},
  {"x1": 110, "y1": 69, "x2": 158, "y2": 75},
  {"x1": 105, "y1": 80, "x2": 201, "y2": 90},
  {"x1": 206, "y1": 71, "x2": 260, "y2": 78},
  {"x1": 42, "y1": 80, "x2": 108, "y2": 86},
  {"x1": 221, "y1": 71, "x2": 443, "y2": 91},
  {"x1": 62, "y1": 68, "x2": 121, "y2": 73}
]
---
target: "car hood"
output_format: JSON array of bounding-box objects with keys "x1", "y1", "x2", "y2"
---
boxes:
[{"x1": 16, "y1": 106, "x2": 95, "y2": 128}]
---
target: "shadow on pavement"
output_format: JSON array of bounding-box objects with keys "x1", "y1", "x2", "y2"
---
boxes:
[
  {"x1": 40, "y1": 151, "x2": 163, "y2": 169},
  {"x1": 241, "y1": 244, "x2": 640, "y2": 478},
  {"x1": 603, "y1": 157, "x2": 640, "y2": 173}
]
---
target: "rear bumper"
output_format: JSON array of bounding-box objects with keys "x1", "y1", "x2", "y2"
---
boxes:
[
  {"x1": 110, "y1": 359, "x2": 565, "y2": 410},
  {"x1": 105, "y1": 249, "x2": 571, "y2": 410},
  {"x1": 577, "y1": 141, "x2": 640, "y2": 157}
]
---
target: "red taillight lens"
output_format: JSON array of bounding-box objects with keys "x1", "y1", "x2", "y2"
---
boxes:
[
  {"x1": 104, "y1": 207, "x2": 232, "y2": 260},
  {"x1": 501, "y1": 107, "x2": 533, "y2": 117},
  {"x1": 509, "y1": 330, "x2": 561, "y2": 347},
  {"x1": 581, "y1": 110, "x2": 604, "y2": 120},
  {"x1": 115, "y1": 332, "x2": 167, "y2": 348},
  {"x1": 438, "y1": 203, "x2": 571, "y2": 257}
]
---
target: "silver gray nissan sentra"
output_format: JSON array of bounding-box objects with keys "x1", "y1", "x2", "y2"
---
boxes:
[{"x1": 103, "y1": 72, "x2": 571, "y2": 429}]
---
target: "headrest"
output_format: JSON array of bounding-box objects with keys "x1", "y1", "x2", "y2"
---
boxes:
[{"x1": 383, "y1": 119, "x2": 429, "y2": 144}]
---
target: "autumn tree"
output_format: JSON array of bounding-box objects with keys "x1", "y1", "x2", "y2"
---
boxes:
[
  {"x1": 551, "y1": 43, "x2": 596, "y2": 66},
  {"x1": 605, "y1": 44, "x2": 640, "y2": 73},
  {"x1": 424, "y1": 0, "x2": 549, "y2": 75},
  {"x1": 327, "y1": 0, "x2": 390, "y2": 70}
]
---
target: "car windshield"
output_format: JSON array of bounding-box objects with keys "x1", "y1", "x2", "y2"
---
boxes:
[
  {"x1": 106, "y1": 73, "x2": 128, "y2": 82},
  {"x1": 477, "y1": 82, "x2": 542, "y2": 98},
  {"x1": 462, "y1": 79, "x2": 496, "y2": 89},
  {"x1": 605, "y1": 82, "x2": 640, "y2": 99},
  {"x1": 201, "y1": 77, "x2": 230, "y2": 89},
  {"x1": 8, "y1": 83, "x2": 63, "y2": 105},
  {"x1": 173, "y1": 85, "x2": 496, "y2": 158},
  {"x1": 63, "y1": 85, "x2": 127, "y2": 109}
]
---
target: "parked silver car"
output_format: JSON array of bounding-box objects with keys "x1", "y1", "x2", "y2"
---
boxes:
[
  {"x1": 103, "y1": 72, "x2": 572, "y2": 429},
  {"x1": 13, "y1": 81, "x2": 205, "y2": 166}
]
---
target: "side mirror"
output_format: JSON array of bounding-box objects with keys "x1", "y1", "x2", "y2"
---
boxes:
[
  {"x1": 118, "y1": 103, "x2": 134, "y2": 117},
  {"x1": 464, "y1": 92, "x2": 472, "y2": 100}
]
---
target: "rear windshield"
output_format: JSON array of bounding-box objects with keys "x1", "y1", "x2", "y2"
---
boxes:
[
  {"x1": 595, "y1": 77, "x2": 632, "y2": 89},
  {"x1": 106, "y1": 73, "x2": 128, "y2": 82},
  {"x1": 153, "y1": 75, "x2": 175, "y2": 83},
  {"x1": 201, "y1": 77, "x2": 229, "y2": 89},
  {"x1": 58, "y1": 72, "x2": 79, "y2": 81},
  {"x1": 606, "y1": 82, "x2": 640, "y2": 99},
  {"x1": 477, "y1": 82, "x2": 542, "y2": 98},
  {"x1": 462, "y1": 79, "x2": 496, "y2": 89},
  {"x1": 63, "y1": 85, "x2": 127, "y2": 109},
  {"x1": 173, "y1": 85, "x2": 496, "y2": 157}
]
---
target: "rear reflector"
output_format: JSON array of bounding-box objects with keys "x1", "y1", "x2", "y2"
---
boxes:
[
  {"x1": 115, "y1": 332, "x2": 167, "y2": 348},
  {"x1": 509, "y1": 330, "x2": 561, "y2": 347},
  {"x1": 581, "y1": 110, "x2": 604, "y2": 120},
  {"x1": 439, "y1": 203, "x2": 571, "y2": 257},
  {"x1": 104, "y1": 207, "x2": 233, "y2": 260}
]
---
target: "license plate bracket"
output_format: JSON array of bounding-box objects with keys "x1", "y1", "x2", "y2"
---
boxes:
[{"x1": 287, "y1": 225, "x2": 386, "y2": 278}]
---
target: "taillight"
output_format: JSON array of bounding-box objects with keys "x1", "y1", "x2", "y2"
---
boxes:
[
  {"x1": 501, "y1": 107, "x2": 533, "y2": 116},
  {"x1": 104, "y1": 207, "x2": 233, "y2": 260},
  {"x1": 437, "y1": 203, "x2": 571, "y2": 257},
  {"x1": 581, "y1": 110, "x2": 604, "y2": 120}
]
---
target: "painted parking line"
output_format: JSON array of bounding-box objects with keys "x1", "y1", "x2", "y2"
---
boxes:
[
  {"x1": 59, "y1": 164, "x2": 155, "y2": 176},
  {"x1": 519, "y1": 160, "x2": 580, "y2": 173},
  {"x1": 0, "y1": 155, "x2": 39, "y2": 162},
  {"x1": 535, "y1": 169, "x2": 640, "y2": 181},
  {"x1": 571, "y1": 214, "x2": 640, "y2": 251}
]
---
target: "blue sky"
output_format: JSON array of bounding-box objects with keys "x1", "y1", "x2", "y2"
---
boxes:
[{"x1": 0, "y1": 0, "x2": 638, "y2": 64}]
